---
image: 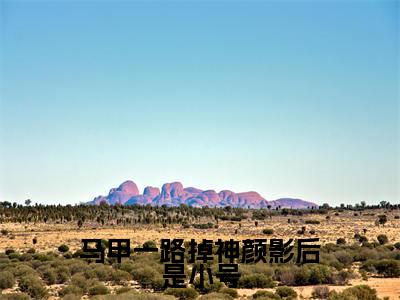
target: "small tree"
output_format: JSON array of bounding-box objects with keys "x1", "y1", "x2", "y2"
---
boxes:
[
  {"x1": 77, "y1": 219, "x2": 83, "y2": 229},
  {"x1": 377, "y1": 234, "x2": 389, "y2": 245},
  {"x1": 377, "y1": 215, "x2": 387, "y2": 226},
  {"x1": 58, "y1": 244, "x2": 70, "y2": 253},
  {"x1": 262, "y1": 228, "x2": 274, "y2": 235}
]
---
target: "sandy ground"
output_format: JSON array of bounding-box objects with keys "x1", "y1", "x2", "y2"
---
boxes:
[
  {"x1": 239, "y1": 278, "x2": 400, "y2": 300},
  {"x1": 0, "y1": 211, "x2": 399, "y2": 252}
]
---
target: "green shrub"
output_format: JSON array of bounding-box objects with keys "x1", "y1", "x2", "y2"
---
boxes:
[
  {"x1": 0, "y1": 270, "x2": 15, "y2": 289},
  {"x1": 334, "y1": 250, "x2": 353, "y2": 266},
  {"x1": 71, "y1": 273, "x2": 88, "y2": 290},
  {"x1": 394, "y1": 242, "x2": 400, "y2": 250},
  {"x1": 115, "y1": 286, "x2": 133, "y2": 294},
  {"x1": 19, "y1": 274, "x2": 48, "y2": 299},
  {"x1": 305, "y1": 220, "x2": 320, "y2": 224},
  {"x1": 55, "y1": 266, "x2": 70, "y2": 283},
  {"x1": 85, "y1": 265, "x2": 112, "y2": 281},
  {"x1": 66, "y1": 260, "x2": 89, "y2": 275},
  {"x1": 365, "y1": 259, "x2": 400, "y2": 277},
  {"x1": 7, "y1": 252, "x2": 21, "y2": 260},
  {"x1": 0, "y1": 293, "x2": 30, "y2": 300},
  {"x1": 42, "y1": 268, "x2": 57, "y2": 285},
  {"x1": 131, "y1": 265, "x2": 163, "y2": 289},
  {"x1": 360, "y1": 270, "x2": 368, "y2": 281},
  {"x1": 275, "y1": 286, "x2": 297, "y2": 299},
  {"x1": 19, "y1": 253, "x2": 32, "y2": 261},
  {"x1": 142, "y1": 240, "x2": 157, "y2": 249},
  {"x1": 58, "y1": 244, "x2": 70, "y2": 253},
  {"x1": 193, "y1": 223, "x2": 214, "y2": 229},
  {"x1": 263, "y1": 228, "x2": 274, "y2": 235},
  {"x1": 220, "y1": 287, "x2": 238, "y2": 298},
  {"x1": 198, "y1": 292, "x2": 233, "y2": 300},
  {"x1": 13, "y1": 264, "x2": 37, "y2": 278},
  {"x1": 59, "y1": 285, "x2": 83, "y2": 297},
  {"x1": 111, "y1": 269, "x2": 131, "y2": 284},
  {"x1": 377, "y1": 234, "x2": 389, "y2": 245},
  {"x1": 195, "y1": 279, "x2": 225, "y2": 294},
  {"x1": 377, "y1": 215, "x2": 387, "y2": 226},
  {"x1": 164, "y1": 287, "x2": 199, "y2": 300},
  {"x1": 329, "y1": 285, "x2": 379, "y2": 300},
  {"x1": 61, "y1": 294, "x2": 81, "y2": 300},
  {"x1": 238, "y1": 274, "x2": 275, "y2": 288},
  {"x1": 311, "y1": 286, "x2": 330, "y2": 299},
  {"x1": 88, "y1": 283, "x2": 109, "y2": 295}
]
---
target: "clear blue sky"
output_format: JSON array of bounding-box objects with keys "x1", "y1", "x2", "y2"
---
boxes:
[{"x1": 0, "y1": 0, "x2": 398, "y2": 206}]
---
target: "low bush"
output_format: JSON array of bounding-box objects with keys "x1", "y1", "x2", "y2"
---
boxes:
[
  {"x1": 85, "y1": 265, "x2": 112, "y2": 281},
  {"x1": 88, "y1": 283, "x2": 109, "y2": 295},
  {"x1": 131, "y1": 264, "x2": 163, "y2": 290},
  {"x1": 275, "y1": 286, "x2": 297, "y2": 299},
  {"x1": 194, "y1": 279, "x2": 224, "y2": 294},
  {"x1": 0, "y1": 270, "x2": 15, "y2": 289},
  {"x1": 377, "y1": 234, "x2": 389, "y2": 245},
  {"x1": 164, "y1": 287, "x2": 199, "y2": 300},
  {"x1": 275, "y1": 286, "x2": 297, "y2": 300},
  {"x1": 311, "y1": 286, "x2": 330, "y2": 299},
  {"x1": 71, "y1": 273, "x2": 88, "y2": 290},
  {"x1": 0, "y1": 293, "x2": 30, "y2": 300},
  {"x1": 58, "y1": 285, "x2": 83, "y2": 297},
  {"x1": 41, "y1": 268, "x2": 57, "y2": 285},
  {"x1": 305, "y1": 220, "x2": 320, "y2": 224},
  {"x1": 61, "y1": 294, "x2": 81, "y2": 300},
  {"x1": 362, "y1": 259, "x2": 400, "y2": 277},
  {"x1": 116, "y1": 287, "x2": 133, "y2": 294},
  {"x1": 198, "y1": 292, "x2": 233, "y2": 300},
  {"x1": 19, "y1": 274, "x2": 48, "y2": 299},
  {"x1": 111, "y1": 269, "x2": 131, "y2": 284},
  {"x1": 328, "y1": 285, "x2": 379, "y2": 300},
  {"x1": 334, "y1": 250, "x2": 353, "y2": 267},
  {"x1": 262, "y1": 228, "x2": 274, "y2": 235},
  {"x1": 142, "y1": 240, "x2": 157, "y2": 249},
  {"x1": 58, "y1": 244, "x2": 70, "y2": 253},
  {"x1": 55, "y1": 266, "x2": 70, "y2": 283},
  {"x1": 13, "y1": 264, "x2": 37, "y2": 278},
  {"x1": 238, "y1": 274, "x2": 275, "y2": 288},
  {"x1": 220, "y1": 287, "x2": 238, "y2": 298},
  {"x1": 193, "y1": 223, "x2": 214, "y2": 229}
]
